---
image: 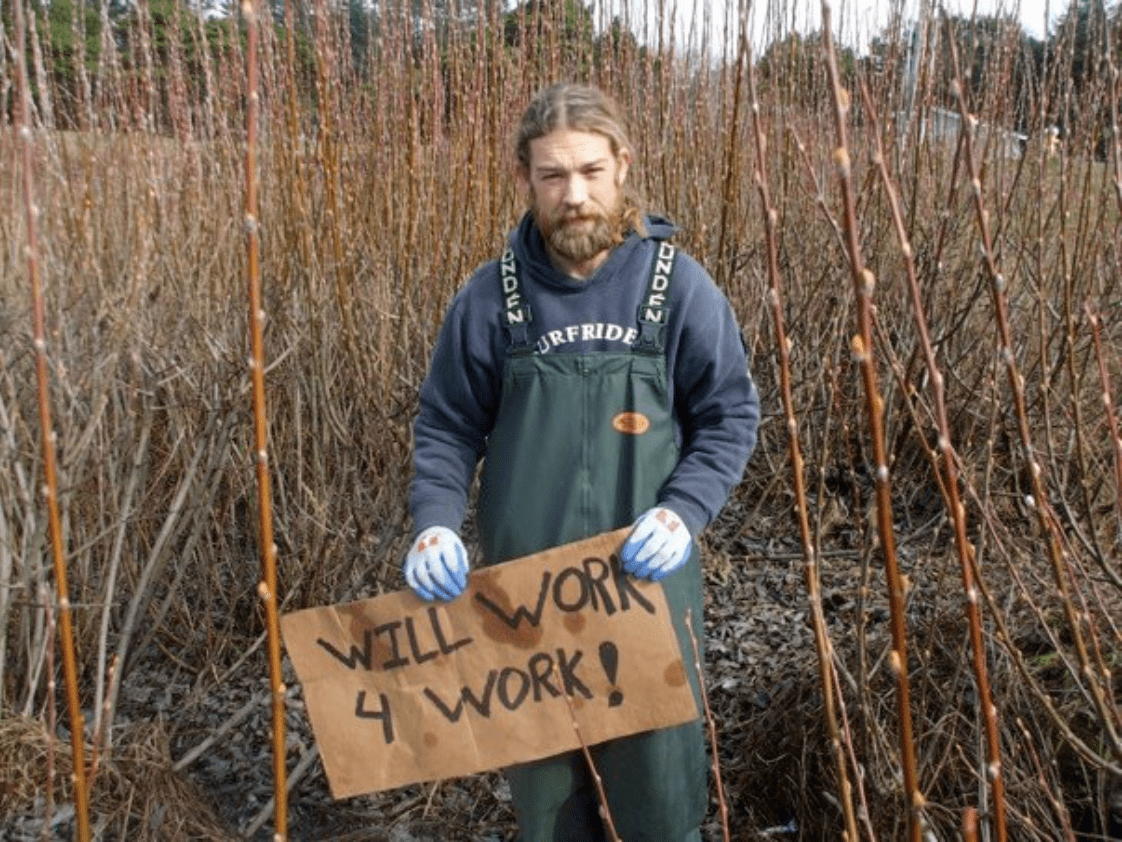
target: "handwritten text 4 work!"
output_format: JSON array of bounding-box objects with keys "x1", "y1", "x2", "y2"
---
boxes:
[{"x1": 312, "y1": 554, "x2": 656, "y2": 745}]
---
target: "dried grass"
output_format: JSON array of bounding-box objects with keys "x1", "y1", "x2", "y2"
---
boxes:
[{"x1": 0, "y1": 716, "x2": 231, "y2": 839}]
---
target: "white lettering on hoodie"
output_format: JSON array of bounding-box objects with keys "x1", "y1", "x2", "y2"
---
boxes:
[{"x1": 535, "y1": 323, "x2": 639, "y2": 354}]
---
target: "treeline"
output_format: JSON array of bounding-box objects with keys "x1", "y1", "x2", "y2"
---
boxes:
[
  {"x1": 1, "y1": 0, "x2": 650, "y2": 132},
  {"x1": 757, "y1": 0, "x2": 1122, "y2": 150},
  {"x1": 7, "y1": 0, "x2": 1122, "y2": 150}
]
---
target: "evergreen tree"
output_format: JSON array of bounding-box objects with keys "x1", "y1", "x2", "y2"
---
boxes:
[
  {"x1": 1049, "y1": 0, "x2": 1114, "y2": 155},
  {"x1": 1052, "y1": 0, "x2": 1110, "y2": 89}
]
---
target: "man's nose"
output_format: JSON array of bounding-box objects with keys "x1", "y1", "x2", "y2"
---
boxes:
[{"x1": 563, "y1": 176, "x2": 588, "y2": 206}]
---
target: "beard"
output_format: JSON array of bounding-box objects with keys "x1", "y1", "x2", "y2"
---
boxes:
[{"x1": 532, "y1": 193, "x2": 629, "y2": 266}]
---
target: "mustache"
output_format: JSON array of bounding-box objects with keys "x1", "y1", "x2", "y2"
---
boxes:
[{"x1": 557, "y1": 210, "x2": 606, "y2": 224}]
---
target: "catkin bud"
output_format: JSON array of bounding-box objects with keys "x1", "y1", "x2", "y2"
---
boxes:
[
  {"x1": 861, "y1": 269, "x2": 876, "y2": 296},
  {"x1": 889, "y1": 649, "x2": 902, "y2": 676},
  {"x1": 851, "y1": 335, "x2": 865, "y2": 360}
]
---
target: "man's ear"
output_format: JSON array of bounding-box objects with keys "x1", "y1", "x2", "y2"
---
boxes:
[
  {"x1": 616, "y1": 149, "x2": 632, "y2": 186},
  {"x1": 515, "y1": 163, "x2": 531, "y2": 199}
]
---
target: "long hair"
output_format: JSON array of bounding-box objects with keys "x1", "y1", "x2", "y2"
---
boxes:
[{"x1": 515, "y1": 83, "x2": 647, "y2": 237}]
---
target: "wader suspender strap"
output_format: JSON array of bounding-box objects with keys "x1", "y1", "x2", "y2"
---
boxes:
[
  {"x1": 500, "y1": 248, "x2": 534, "y2": 355},
  {"x1": 633, "y1": 241, "x2": 677, "y2": 355},
  {"x1": 500, "y1": 241, "x2": 676, "y2": 355}
]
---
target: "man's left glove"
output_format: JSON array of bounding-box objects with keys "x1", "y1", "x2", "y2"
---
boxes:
[
  {"x1": 620, "y1": 506, "x2": 692, "y2": 581},
  {"x1": 405, "y1": 526, "x2": 469, "y2": 601}
]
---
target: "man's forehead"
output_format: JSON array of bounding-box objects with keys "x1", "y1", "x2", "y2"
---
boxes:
[{"x1": 529, "y1": 129, "x2": 616, "y2": 169}]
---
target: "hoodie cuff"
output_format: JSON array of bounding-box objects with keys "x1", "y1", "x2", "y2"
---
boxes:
[{"x1": 410, "y1": 503, "x2": 465, "y2": 539}]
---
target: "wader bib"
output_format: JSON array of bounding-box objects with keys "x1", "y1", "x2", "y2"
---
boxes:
[{"x1": 478, "y1": 245, "x2": 707, "y2": 842}]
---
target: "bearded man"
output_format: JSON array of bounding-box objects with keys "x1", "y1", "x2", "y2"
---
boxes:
[{"x1": 403, "y1": 83, "x2": 760, "y2": 841}]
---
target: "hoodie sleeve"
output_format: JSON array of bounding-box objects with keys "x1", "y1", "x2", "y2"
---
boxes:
[
  {"x1": 658, "y1": 254, "x2": 760, "y2": 536},
  {"x1": 409, "y1": 274, "x2": 503, "y2": 536}
]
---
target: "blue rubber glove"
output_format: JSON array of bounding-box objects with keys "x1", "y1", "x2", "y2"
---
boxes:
[
  {"x1": 620, "y1": 507, "x2": 692, "y2": 581},
  {"x1": 405, "y1": 526, "x2": 469, "y2": 601}
]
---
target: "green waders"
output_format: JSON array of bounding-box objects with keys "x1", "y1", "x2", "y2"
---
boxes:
[{"x1": 477, "y1": 246, "x2": 708, "y2": 842}]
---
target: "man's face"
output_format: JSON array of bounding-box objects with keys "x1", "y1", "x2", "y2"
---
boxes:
[{"x1": 521, "y1": 128, "x2": 631, "y2": 273}]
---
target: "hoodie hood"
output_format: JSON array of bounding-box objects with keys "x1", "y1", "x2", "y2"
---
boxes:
[{"x1": 509, "y1": 211, "x2": 678, "y2": 292}]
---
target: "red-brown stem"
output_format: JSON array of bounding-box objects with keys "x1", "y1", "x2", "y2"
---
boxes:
[
  {"x1": 14, "y1": 0, "x2": 92, "y2": 836},
  {"x1": 745, "y1": 20, "x2": 859, "y2": 841},
  {"x1": 820, "y1": 7, "x2": 923, "y2": 838},
  {"x1": 1104, "y1": 21, "x2": 1122, "y2": 214},
  {"x1": 1018, "y1": 717, "x2": 1077, "y2": 841},
  {"x1": 857, "y1": 77, "x2": 1008, "y2": 842},
  {"x1": 963, "y1": 530, "x2": 1121, "y2": 774},
  {"x1": 829, "y1": 656, "x2": 878, "y2": 841},
  {"x1": 943, "y1": 13, "x2": 1121, "y2": 764},
  {"x1": 962, "y1": 807, "x2": 979, "y2": 842},
  {"x1": 561, "y1": 693, "x2": 621, "y2": 842},
  {"x1": 684, "y1": 609, "x2": 729, "y2": 840},
  {"x1": 243, "y1": 0, "x2": 288, "y2": 835},
  {"x1": 714, "y1": 16, "x2": 745, "y2": 289},
  {"x1": 43, "y1": 584, "x2": 57, "y2": 842},
  {"x1": 1084, "y1": 303, "x2": 1122, "y2": 546}
]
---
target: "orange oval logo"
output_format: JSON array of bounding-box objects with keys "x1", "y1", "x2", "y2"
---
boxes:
[{"x1": 612, "y1": 412, "x2": 650, "y2": 435}]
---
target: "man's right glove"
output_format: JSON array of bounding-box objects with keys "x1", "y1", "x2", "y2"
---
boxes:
[
  {"x1": 404, "y1": 526, "x2": 469, "y2": 601},
  {"x1": 620, "y1": 506, "x2": 692, "y2": 581}
]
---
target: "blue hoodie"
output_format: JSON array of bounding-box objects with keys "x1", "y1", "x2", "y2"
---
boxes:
[{"x1": 410, "y1": 212, "x2": 760, "y2": 540}]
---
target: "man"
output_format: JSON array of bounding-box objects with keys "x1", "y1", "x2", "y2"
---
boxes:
[{"x1": 404, "y1": 83, "x2": 760, "y2": 841}]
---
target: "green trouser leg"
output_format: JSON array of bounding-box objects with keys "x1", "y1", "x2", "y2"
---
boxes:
[
  {"x1": 507, "y1": 554, "x2": 708, "y2": 842},
  {"x1": 507, "y1": 720, "x2": 707, "y2": 842},
  {"x1": 506, "y1": 750, "x2": 605, "y2": 842}
]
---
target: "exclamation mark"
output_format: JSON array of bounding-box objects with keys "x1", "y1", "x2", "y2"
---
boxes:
[{"x1": 599, "y1": 641, "x2": 624, "y2": 707}]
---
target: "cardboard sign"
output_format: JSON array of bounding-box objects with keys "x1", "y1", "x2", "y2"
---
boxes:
[{"x1": 279, "y1": 529, "x2": 699, "y2": 799}]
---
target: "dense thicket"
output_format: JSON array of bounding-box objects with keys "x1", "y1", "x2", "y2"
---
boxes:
[{"x1": 1, "y1": 0, "x2": 1120, "y2": 839}]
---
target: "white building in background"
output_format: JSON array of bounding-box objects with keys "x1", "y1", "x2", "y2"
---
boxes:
[
  {"x1": 897, "y1": 10, "x2": 1026, "y2": 160},
  {"x1": 914, "y1": 106, "x2": 1027, "y2": 159}
]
